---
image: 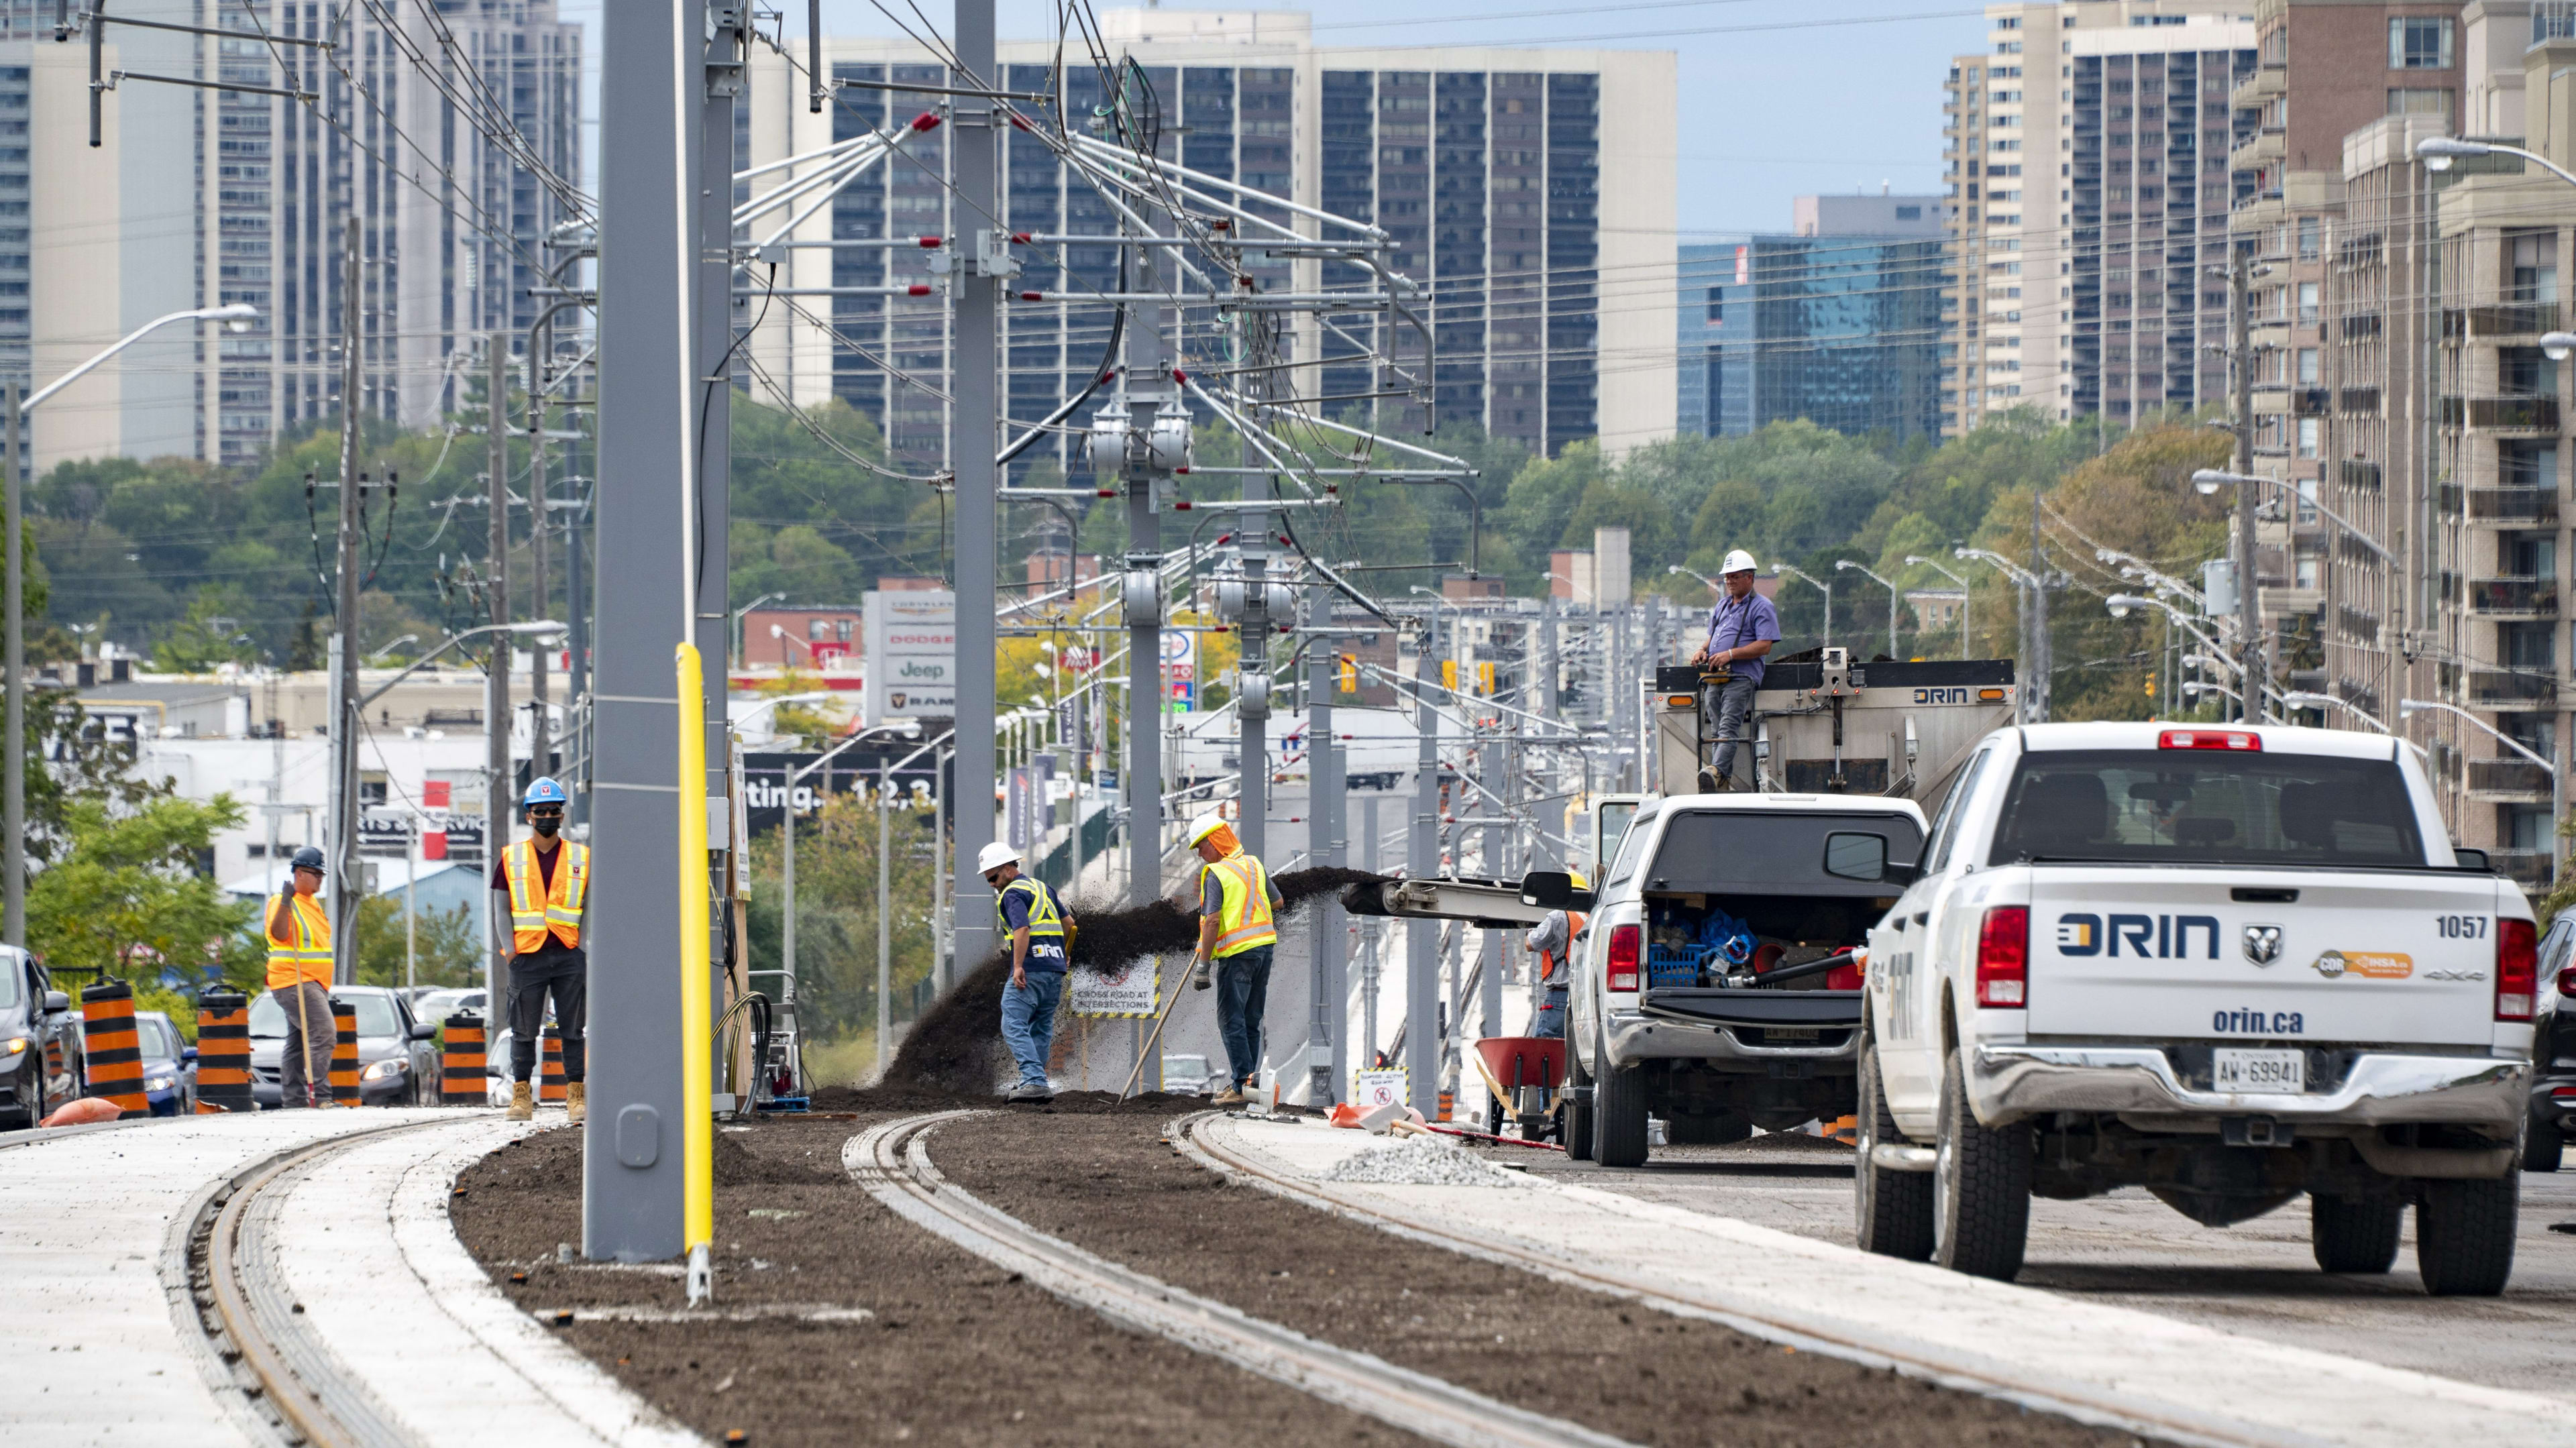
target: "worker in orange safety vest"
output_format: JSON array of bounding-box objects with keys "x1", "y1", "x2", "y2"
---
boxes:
[
  {"x1": 264, "y1": 846, "x2": 335, "y2": 1108},
  {"x1": 1185, "y1": 814, "x2": 1282, "y2": 1106},
  {"x1": 492, "y1": 777, "x2": 588, "y2": 1123},
  {"x1": 1523, "y1": 872, "x2": 1588, "y2": 1040}
]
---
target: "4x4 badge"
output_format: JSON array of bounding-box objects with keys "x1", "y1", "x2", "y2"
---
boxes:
[{"x1": 2243, "y1": 924, "x2": 2283, "y2": 966}]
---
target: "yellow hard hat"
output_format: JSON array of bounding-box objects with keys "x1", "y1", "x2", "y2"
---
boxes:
[{"x1": 1568, "y1": 869, "x2": 1590, "y2": 891}]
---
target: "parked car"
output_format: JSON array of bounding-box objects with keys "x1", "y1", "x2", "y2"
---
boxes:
[
  {"x1": 2527, "y1": 915, "x2": 2576, "y2": 1172},
  {"x1": 133, "y1": 1009, "x2": 197, "y2": 1116},
  {"x1": 248, "y1": 986, "x2": 440, "y2": 1107},
  {"x1": 0, "y1": 946, "x2": 80, "y2": 1129},
  {"x1": 413, "y1": 987, "x2": 489, "y2": 1024},
  {"x1": 1858, "y1": 722, "x2": 2533, "y2": 1296}
]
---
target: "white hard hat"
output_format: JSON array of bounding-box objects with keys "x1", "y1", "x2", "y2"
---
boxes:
[
  {"x1": 976, "y1": 841, "x2": 1020, "y2": 873},
  {"x1": 1720, "y1": 549, "x2": 1758, "y2": 576},
  {"x1": 1187, "y1": 815, "x2": 1229, "y2": 846}
]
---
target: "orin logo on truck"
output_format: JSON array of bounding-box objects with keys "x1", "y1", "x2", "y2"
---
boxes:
[{"x1": 2054, "y1": 912, "x2": 2221, "y2": 959}]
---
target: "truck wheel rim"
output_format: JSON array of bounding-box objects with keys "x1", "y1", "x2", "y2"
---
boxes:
[{"x1": 1933, "y1": 1120, "x2": 1955, "y2": 1256}]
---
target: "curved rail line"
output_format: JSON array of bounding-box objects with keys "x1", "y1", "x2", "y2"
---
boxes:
[
  {"x1": 1171, "y1": 1111, "x2": 2267, "y2": 1448},
  {"x1": 178, "y1": 1119, "x2": 452, "y2": 1448},
  {"x1": 843, "y1": 1109, "x2": 1640, "y2": 1448}
]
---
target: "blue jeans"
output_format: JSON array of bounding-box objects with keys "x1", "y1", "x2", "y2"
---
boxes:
[
  {"x1": 1215, "y1": 944, "x2": 1275, "y2": 1087},
  {"x1": 1000, "y1": 970, "x2": 1065, "y2": 1087}
]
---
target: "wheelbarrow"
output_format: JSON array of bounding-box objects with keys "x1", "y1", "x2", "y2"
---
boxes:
[{"x1": 1471, "y1": 1036, "x2": 1568, "y2": 1142}]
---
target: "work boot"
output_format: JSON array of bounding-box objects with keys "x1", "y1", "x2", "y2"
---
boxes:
[
  {"x1": 1211, "y1": 1083, "x2": 1245, "y2": 1107},
  {"x1": 506, "y1": 1080, "x2": 534, "y2": 1121},
  {"x1": 566, "y1": 1082, "x2": 586, "y2": 1125},
  {"x1": 1006, "y1": 1080, "x2": 1053, "y2": 1103},
  {"x1": 1696, "y1": 767, "x2": 1727, "y2": 795}
]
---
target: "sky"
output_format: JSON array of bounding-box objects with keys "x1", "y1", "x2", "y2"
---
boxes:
[{"x1": 557, "y1": 1, "x2": 1988, "y2": 238}]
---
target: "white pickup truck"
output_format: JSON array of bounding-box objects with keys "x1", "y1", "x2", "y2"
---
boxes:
[{"x1": 1857, "y1": 722, "x2": 2537, "y2": 1296}]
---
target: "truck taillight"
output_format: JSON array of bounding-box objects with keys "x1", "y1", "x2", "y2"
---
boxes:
[
  {"x1": 2560, "y1": 966, "x2": 2576, "y2": 999},
  {"x1": 1976, "y1": 906, "x2": 2029, "y2": 1008},
  {"x1": 2496, "y1": 918, "x2": 2538, "y2": 1021},
  {"x1": 2159, "y1": 728, "x2": 2261, "y2": 751},
  {"x1": 1605, "y1": 924, "x2": 1642, "y2": 993}
]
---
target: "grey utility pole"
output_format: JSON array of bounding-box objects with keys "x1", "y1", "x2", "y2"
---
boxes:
[
  {"x1": 330, "y1": 216, "x2": 365, "y2": 985},
  {"x1": 2231, "y1": 254, "x2": 2261, "y2": 724},
  {"x1": 1536, "y1": 598, "x2": 1557, "y2": 724},
  {"x1": 584, "y1": 0, "x2": 703, "y2": 1262},
  {"x1": 696, "y1": 1, "x2": 738, "y2": 936},
  {"x1": 1237, "y1": 474, "x2": 1270, "y2": 864},
  {"x1": 1305, "y1": 585, "x2": 1345, "y2": 1105},
  {"x1": 527, "y1": 351, "x2": 551, "y2": 771},
  {"x1": 1123, "y1": 225, "x2": 1175, "y2": 914},
  {"x1": 484, "y1": 339, "x2": 511, "y2": 1011},
  {"x1": 3, "y1": 382, "x2": 19, "y2": 951},
  {"x1": 951, "y1": 0, "x2": 1002, "y2": 976},
  {"x1": 1407, "y1": 611, "x2": 1441, "y2": 1116}
]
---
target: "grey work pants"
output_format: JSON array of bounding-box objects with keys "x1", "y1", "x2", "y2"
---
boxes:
[
  {"x1": 271, "y1": 980, "x2": 332, "y2": 1108},
  {"x1": 1708, "y1": 675, "x2": 1758, "y2": 783}
]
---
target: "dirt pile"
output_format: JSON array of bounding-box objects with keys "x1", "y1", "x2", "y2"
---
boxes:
[{"x1": 877, "y1": 865, "x2": 1387, "y2": 1097}]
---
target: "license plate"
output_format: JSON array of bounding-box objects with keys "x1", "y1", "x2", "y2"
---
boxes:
[
  {"x1": 2212, "y1": 1048, "x2": 2304, "y2": 1093},
  {"x1": 1762, "y1": 1027, "x2": 1820, "y2": 1042}
]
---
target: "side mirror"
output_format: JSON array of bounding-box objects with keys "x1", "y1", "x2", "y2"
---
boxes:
[
  {"x1": 1823, "y1": 832, "x2": 1891, "y2": 882},
  {"x1": 2453, "y1": 846, "x2": 2492, "y2": 872},
  {"x1": 1519, "y1": 870, "x2": 1596, "y2": 911},
  {"x1": 182, "y1": 1046, "x2": 200, "y2": 1062},
  {"x1": 42, "y1": 991, "x2": 68, "y2": 1015},
  {"x1": 409, "y1": 1021, "x2": 440, "y2": 1041}
]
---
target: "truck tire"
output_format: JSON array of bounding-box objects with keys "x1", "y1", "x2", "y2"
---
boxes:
[
  {"x1": 2415, "y1": 1176, "x2": 2518, "y2": 1297},
  {"x1": 2524, "y1": 1113, "x2": 2563, "y2": 1174},
  {"x1": 1855, "y1": 1034, "x2": 1935, "y2": 1261},
  {"x1": 1666, "y1": 1111, "x2": 1752, "y2": 1146},
  {"x1": 2309, "y1": 1194, "x2": 2402, "y2": 1274},
  {"x1": 1933, "y1": 1045, "x2": 2031, "y2": 1281},
  {"x1": 1593, "y1": 1036, "x2": 1651, "y2": 1168},
  {"x1": 1562, "y1": 1050, "x2": 1595, "y2": 1162}
]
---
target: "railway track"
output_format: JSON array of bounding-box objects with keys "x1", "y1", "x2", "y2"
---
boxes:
[
  {"x1": 844, "y1": 1109, "x2": 1640, "y2": 1448},
  {"x1": 175, "y1": 1118, "x2": 452, "y2": 1448}
]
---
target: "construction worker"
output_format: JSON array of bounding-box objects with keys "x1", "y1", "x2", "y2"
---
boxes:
[
  {"x1": 981, "y1": 840, "x2": 1075, "y2": 1103},
  {"x1": 1523, "y1": 871, "x2": 1588, "y2": 1040},
  {"x1": 1688, "y1": 548, "x2": 1780, "y2": 792},
  {"x1": 492, "y1": 777, "x2": 588, "y2": 1123},
  {"x1": 1185, "y1": 814, "x2": 1282, "y2": 1106},
  {"x1": 264, "y1": 846, "x2": 335, "y2": 1109}
]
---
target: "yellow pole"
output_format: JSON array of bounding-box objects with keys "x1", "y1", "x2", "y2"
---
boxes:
[{"x1": 676, "y1": 643, "x2": 714, "y2": 1303}]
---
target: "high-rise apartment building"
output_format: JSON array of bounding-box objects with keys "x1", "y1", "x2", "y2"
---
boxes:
[
  {"x1": 1942, "y1": 3, "x2": 2255, "y2": 436},
  {"x1": 1678, "y1": 193, "x2": 1945, "y2": 440},
  {"x1": 738, "y1": 8, "x2": 1678, "y2": 474},
  {"x1": 24, "y1": 0, "x2": 582, "y2": 474}
]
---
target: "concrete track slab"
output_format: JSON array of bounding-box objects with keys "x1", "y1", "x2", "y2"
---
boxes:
[
  {"x1": 1203, "y1": 1116, "x2": 2576, "y2": 1448},
  {"x1": 265, "y1": 1115, "x2": 701, "y2": 1447},
  {"x1": 0, "y1": 1109, "x2": 451, "y2": 1445}
]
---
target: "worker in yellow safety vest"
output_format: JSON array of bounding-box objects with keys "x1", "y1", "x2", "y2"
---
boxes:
[
  {"x1": 1185, "y1": 815, "x2": 1282, "y2": 1106},
  {"x1": 264, "y1": 846, "x2": 335, "y2": 1108},
  {"x1": 980, "y1": 840, "x2": 1077, "y2": 1103},
  {"x1": 491, "y1": 777, "x2": 588, "y2": 1123},
  {"x1": 1523, "y1": 871, "x2": 1588, "y2": 1041}
]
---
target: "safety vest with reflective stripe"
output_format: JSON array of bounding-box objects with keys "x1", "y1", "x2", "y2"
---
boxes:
[
  {"x1": 1205, "y1": 852, "x2": 1277, "y2": 958},
  {"x1": 1540, "y1": 910, "x2": 1587, "y2": 985},
  {"x1": 266, "y1": 891, "x2": 333, "y2": 991},
  {"x1": 503, "y1": 838, "x2": 590, "y2": 953},
  {"x1": 993, "y1": 875, "x2": 1068, "y2": 940}
]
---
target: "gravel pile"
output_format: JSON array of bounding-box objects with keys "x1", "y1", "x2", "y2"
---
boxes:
[{"x1": 1321, "y1": 1134, "x2": 1524, "y2": 1188}]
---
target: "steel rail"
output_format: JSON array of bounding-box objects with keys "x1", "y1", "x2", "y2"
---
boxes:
[
  {"x1": 1171, "y1": 1114, "x2": 2271, "y2": 1448},
  {"x1": 189, "y1": 1119, "x2": 455, "y2": 1448},
  {"x1": 843, "y1": 1111, "x2": 1637, "y2": 1448}
]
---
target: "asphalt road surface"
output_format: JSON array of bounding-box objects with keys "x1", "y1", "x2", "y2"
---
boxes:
[{"x1": 1523, "y1": 1137, "x2": 2576, "y2": 1399}]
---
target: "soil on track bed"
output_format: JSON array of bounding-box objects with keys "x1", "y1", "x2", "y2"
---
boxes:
[
  {"x1": 450, "y1": 1115, "x2": 1415, "y2": 1447},
  {"x1": 930, "y1": 1112, "x2": 2157, "y2": 1448}
]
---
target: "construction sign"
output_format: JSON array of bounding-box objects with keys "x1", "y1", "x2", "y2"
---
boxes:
[
  {"x1": 1069, "y1": 957, "x2": 1159, "y2": 1017},
  {"x1": 1350, "y1": 1068, "x2": 1407, "y2": 1109}
]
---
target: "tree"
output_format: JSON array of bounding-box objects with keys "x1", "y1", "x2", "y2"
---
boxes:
[
  {"x1": 27, "y1": 793, "x2": 259, "y2": 988},
  {"x1": 150, "y1": 585, "x2": 260, "y2": 673},
  {"x1": 350, "y1": 893, "x2": 483, "y2": 990},
  {"x1": 743, "y1": 790, "x2": 941, "y2": 1081}
]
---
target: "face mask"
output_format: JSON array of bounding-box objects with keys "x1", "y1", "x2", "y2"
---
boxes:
[{"x1": 532, "y1": 816, "x2": 561, "y2": 838}]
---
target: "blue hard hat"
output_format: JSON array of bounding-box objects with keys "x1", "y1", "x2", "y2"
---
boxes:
[{"x1": 523, "y1": 777, "x2": 570, "y2": 807}]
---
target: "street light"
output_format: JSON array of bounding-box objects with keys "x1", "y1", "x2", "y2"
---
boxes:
[
  {"x1": 2192, "y1": 469, "x2": 2391, "y2": 561},
  {"x1": 1957, "y1": 547, "x2": 2045, "y2": 722},
  {"x1": 6, "y1": 302, "x2": 264, "y2": 948},
  {"x1": 2545, "y1": 330, "x2": 2576, "y2": 364},
  {"x1": 1835, "y1": 559, "x2": 1900, "y2": 659},
  {"x1": 2282, "y1": 689, "x2": 2390, "y2": 734},
  {"x1": 731, "y1": 592, "x2": 784, "y2": 669},
  {"x1": 1770, "y1": 563, "x2": 1831, "y2": 648},
  {"x1": 2416, "y1": 135, "x2": 2576, "y2": 190},
  {"x1": 2401, "y1": 697, "x2": 2560, "y2": 885},
  {"x1": 366, "y1": 634, "x2": 421, "y2": 664},
  {"x1": 1904, "y1": 555, "x2": 1974, "y2": 658},
  {"x1": 1667, "y1": 562, "x2": 1722, "y2": 597},
  {"x1": 357, "y1": 621, "x2": 566, "y2": 711}
]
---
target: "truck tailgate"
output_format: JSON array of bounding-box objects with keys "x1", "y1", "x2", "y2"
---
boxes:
[{"x1": 2025, "y1": 868, "x2": 2506, "y2": 1046}]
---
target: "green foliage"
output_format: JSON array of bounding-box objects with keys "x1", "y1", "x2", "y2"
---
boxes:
[
  {"x1": 742, "y1": 791, "x2": 942, "y2": 1060},
  {"x1": 150, "y1": 586, "x2": 262, "y2": 673},
  {"x1": 350, "y1": 893, "x2": 484, "y2": 991},
  {"x1": 27, "y1": 792, "x2": 259, "y2": 986}
]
